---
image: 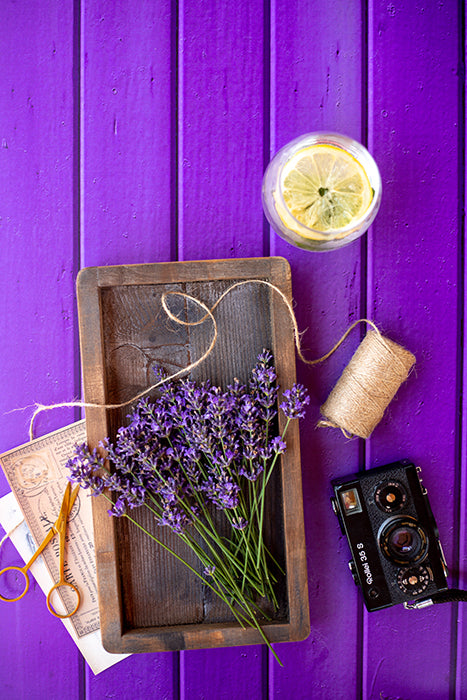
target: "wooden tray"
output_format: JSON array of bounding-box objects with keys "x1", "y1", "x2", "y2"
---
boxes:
[{"x1": 77, "y1": 257, "x2": 310, "y2": 653}]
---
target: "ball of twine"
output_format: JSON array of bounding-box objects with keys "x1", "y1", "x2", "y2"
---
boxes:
[{"x1": 318, "y1": 330, "x2": 416, "y2": 439}]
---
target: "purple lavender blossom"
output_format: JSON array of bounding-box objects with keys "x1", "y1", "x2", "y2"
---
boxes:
[
  {"x1": 64, "y1": 349, "x2": 309, "y2": 660},
  {"x1": 101, "y1": 472, "x2": 124, "y2": 492},
  {"x1": 157, "y1": 504, "x2": 193, "y2": 533},
  {"x1": 232, "y1": 517, "x2": 248, "y2": 530},
  {"x1": 65, "y1": 350, "x2": 308, "y2": 544},
  {"x1": 250, "y1": 349, "x2": 279, "y2": 422},
  {"x1": 227, "y1": 377, "x2": 246, "y2": 399},
  {"x1": 108, "y1": 497, "x2": 126, "y2": 517},
  {"x1": 258, "y1": 435, "x2": 287, "y2": 460},
  {"x1": 201, "y1": 473, "x2": 240, "y2": 510},
  {"x1": 65, "y1": 443, "x2": 106, "y2": 494},
  {"x1": 237, "y1": 394, "x2": 260, "y2": 434},
  {"x1": 238, "y1": 457, "x2": 264, "y2": 481},
  {"x1": 280, "y1": 383, "x2": 310, "y2": 420}
]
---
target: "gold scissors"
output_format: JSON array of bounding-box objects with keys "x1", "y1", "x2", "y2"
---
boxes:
[{"x1": 0, "y1": 482, "x2": 81, "y2": 618}]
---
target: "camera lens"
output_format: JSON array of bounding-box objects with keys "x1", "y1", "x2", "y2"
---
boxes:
[
  {"x1": 380, "y1": 517, "x2": 428, "y2": 565},
  {"x1": 389, "y1": 527, "x2": 421, "y2": 557},
  {"x1": 375, "y1": 480, "x2": 407, "y2": 513}
]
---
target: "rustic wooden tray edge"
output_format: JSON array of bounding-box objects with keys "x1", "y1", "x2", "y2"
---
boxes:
[{"x1": 77, "y1": 257, "x2": 310, "y2": 653}]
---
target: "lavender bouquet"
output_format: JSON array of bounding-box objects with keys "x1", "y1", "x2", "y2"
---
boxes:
[{"x1": 66, "y1": 350, "x2": 308, "y2": 662}]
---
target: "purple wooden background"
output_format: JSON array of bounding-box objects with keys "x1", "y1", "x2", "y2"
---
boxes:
[{"x1": 0, "y1": 0, "x2": 464, "y2": 698}]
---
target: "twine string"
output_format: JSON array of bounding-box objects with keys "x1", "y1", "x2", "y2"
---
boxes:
[
  {"x1": 23, "y1": 278, "x2": 413, "y2": 441},
  {"x1": 27, "y1": 280, "x2": 295, "y2": 439},
  {"x1": 26, "y1": 296, "x2": 216, "y2": 442}
]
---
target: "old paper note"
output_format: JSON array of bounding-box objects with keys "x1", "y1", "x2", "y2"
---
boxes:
[
  {"x1": 0, "y1": 421, "x2": 100, "y2": 637},
  {"x1": 0, "y1": 490, "x2": 129, "y2": 674}
]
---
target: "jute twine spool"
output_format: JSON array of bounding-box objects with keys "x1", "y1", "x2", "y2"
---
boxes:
[{"x1": 317, "y1": 330, "x2": 416, "y2": 439}]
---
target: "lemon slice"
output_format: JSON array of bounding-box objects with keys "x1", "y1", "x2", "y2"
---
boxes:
[{"x1": 279, "y1": 144, "x2": 373, "y2": 234}]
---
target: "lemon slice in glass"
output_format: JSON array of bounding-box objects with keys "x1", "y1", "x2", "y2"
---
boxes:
[{"x1": 279, "y1": 144, "x2": 373, "y2": 235}]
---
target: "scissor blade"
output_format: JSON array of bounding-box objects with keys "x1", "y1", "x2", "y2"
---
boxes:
[
  {"x1": 67, "y1": 484, "x2": 80, "y2": 515},
  {"x1": 53, "y1": 482, "x2": 80, "y2": 536},
  {"x1": 54, "y1": 482, "x2": 72, "y2": 532}
]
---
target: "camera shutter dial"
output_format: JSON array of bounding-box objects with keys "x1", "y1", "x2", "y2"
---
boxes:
[
  {"x1": 375, "y1": 480, "x2": 407, "y2": 513},
  {"x1": 397, "y1": 565, "x2": 432, "y2": 596}
]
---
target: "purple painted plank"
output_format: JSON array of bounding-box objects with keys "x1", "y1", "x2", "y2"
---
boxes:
[
  {"x1": 177, "y1": 0, "x2": 267, "y2": 695},
  {"x1": 461, "y1": 5, "x2": 467, "y2": 692},
  {"x1": 80, "y1": 0, "x2": 176, "y2": 695},
  {"x1": 461, "y1": 323, "x2": 467, "y2": 693},
  {"x1": 178, "y1": 0, "x2": 266, "y2": 262},
  {"x1": 365, "y1": 1, "x2": 460, "y2": 698},
  {"x1": 81, "y1": 0, "x2": 175, "y2": 268},
  {"x1": 87, "y1": 654, "x2": 177, "y2": 699},
  {"x1": 269, "y1": 0, "x2": 365, "y2": 696},
  {"x1": 0, "y1": 0, "x2": 82, "y2": 698},
  {"x1": 181, "y1": 647, "x2": 265, "y2": 700}
]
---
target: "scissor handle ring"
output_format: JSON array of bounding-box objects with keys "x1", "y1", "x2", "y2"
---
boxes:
[
  {"x1": 46, "y1": 580, "x2": 81, "y2": 619},
  {"x1": 0, "y1": 565, "x2": 30, "y2": 602}
]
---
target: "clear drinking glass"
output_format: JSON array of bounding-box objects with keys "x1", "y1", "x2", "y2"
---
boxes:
[{"x1": 262, "y1": 132, "x2": 382, "y2": 252}]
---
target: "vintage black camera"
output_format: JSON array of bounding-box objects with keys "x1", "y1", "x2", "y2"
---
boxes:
[{"x1": 331, "y1": 460, "x2": 448, "y2": 611}]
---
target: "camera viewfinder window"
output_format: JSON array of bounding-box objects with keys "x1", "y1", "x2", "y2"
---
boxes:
[{"x1": 340, "y1": 488, "x2": 362, "y2": 514}]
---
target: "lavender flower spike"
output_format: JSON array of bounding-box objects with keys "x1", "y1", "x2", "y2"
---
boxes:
[
  {"x1": 232, "y1": 517, "x2": 248, "y2": 530},
  {"x1": 280, "y1": 383, "x2": 310, "y2": 420}
]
